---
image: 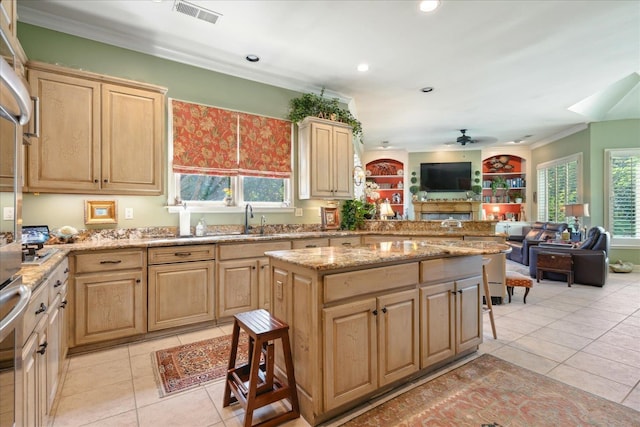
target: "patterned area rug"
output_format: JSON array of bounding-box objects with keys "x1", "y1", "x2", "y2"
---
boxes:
[
  {"x1": 342, "y1": 354, "x2": 639, "y2": 427},
  {"x1": 152, "y1": 333, "x2": 249, "y2": 397}
]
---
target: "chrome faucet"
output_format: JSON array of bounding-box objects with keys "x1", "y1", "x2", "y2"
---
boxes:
[
  {"x1": 244, "y1": 203, "x2": 254, "y2": 234},
  {"x1": 441, "y1": 217, "x2": 462, "y2": 233}
]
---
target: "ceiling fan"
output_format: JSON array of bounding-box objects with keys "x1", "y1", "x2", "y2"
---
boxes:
[{"x1": 456, "y1": 129, "x2": 476, "y2": 146}]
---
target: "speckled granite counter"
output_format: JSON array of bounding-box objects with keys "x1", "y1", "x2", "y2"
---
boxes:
[{"x1": 265, "y1": 239, "x2": 510, "y2": 271}]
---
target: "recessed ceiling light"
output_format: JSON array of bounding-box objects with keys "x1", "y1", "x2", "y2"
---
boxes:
[
  {"x1": 419, "y1": 0, "x2": 440, "y2": 13},
  {"x1": 357, "y1": 63, "x2": 369, "y2": 72},
  {"x1": 245, "y1": 54, "x2": 260, "y2": 63},
  {"x1": 421, "y1": 87, "x2": 434, "y2": 93}
]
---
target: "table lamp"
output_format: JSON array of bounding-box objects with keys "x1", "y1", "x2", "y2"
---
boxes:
[
  {"x1": 564, "y1": 203, "x2": 590, "y2": 233},
  {"x1": 379, "y1": 201, "x2": 394, "y2": 220},
  {"x1": 491, "y1": 206, "x2": 500, "y2": 220}
]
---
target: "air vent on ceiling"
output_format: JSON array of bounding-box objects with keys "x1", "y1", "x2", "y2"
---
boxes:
[{"x1": 173, "y1": 0, "x2": 222, "y2": 25}]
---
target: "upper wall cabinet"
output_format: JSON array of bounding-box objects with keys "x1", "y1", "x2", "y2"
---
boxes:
[
  {"x1": 298, "y1": 117, "x2": 354, "y2": 200},
  {"x1": 25, "y1": 62, "x2": 167, "y2": 195}
]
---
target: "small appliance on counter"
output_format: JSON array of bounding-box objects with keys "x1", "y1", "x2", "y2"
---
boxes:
[{"x1": 21, "y1": 225, "x2": 58, "y2": 265}]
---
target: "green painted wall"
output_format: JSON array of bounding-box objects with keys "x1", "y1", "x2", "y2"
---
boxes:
[
  {"x1": 531, "y1": 119, "x2": 640, "y2": 265},
  {"x1": 17, "y1": 23, "x2": 329, "y2": 230}
]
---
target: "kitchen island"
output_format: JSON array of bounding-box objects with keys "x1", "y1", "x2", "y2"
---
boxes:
[{"x1": 266, "y1": 239, "x2": 509, "y2": 425}]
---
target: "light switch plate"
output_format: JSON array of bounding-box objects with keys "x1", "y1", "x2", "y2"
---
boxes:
[
  {"x1": 295, "y1": 208, "x2": 303, "y2": 217},
  {"x1": 3, "y1": 207, "x2": 14, "y2": 220},
  {"x1": 125, "y1": 208, "x2": 134, "y2": 219}
]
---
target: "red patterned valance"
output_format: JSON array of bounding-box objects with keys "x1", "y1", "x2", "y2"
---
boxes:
[
  {"x1": 239, "y1": 113, "x2": 292, "y2": 178},
  {"x1": 171, "y1": 99, "x2": 291, "y2": 178}
]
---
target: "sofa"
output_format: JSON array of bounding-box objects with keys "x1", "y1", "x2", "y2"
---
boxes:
[
  {"x1": 529, "y1": 226, "x2": 611, "y2": 287},
  {"x1": 506, "y1": 221, "x2": 569, "y2": 266}
]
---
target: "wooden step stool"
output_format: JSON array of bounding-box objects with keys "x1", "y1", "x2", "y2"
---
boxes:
[
  {"x1": 223, "y1": 309, "x2": 300, "y2": 427},
  {"x1": 506, "y1": 273, "x2": 533, "y2": 303}
]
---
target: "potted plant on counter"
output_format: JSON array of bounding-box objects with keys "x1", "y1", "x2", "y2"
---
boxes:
[{"x1": 341, "y1": 199, "x2": 374, "y2": 230}]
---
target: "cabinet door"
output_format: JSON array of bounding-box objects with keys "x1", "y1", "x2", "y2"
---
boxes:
[
  {"x1": 45, "y1": 294, "x2": 61, "y2": 413},
  {"x1": 309, "y1": 121, "x2": 334, "y2": 198},
  {"x1": 420, "y1": 282, "x2": 456, "y2": 367},
  {"x1": 455, "y1": 276, "x2": 482, "y2": 353},
  {"x1": 323, "y1": 299, "x2": 377, "y2": 411},
  {"x1": 0, "y1": 117, "x2": 16, "y2": 191},
  {"x1": 148, "y1": 260, "x2": 215, "y2": 331},
  {"x1": 27, "y1": 70, "x2": 101, "y2": 192},
  {"x1": 21, "y1": 316, "x2": 48, "y2": 427},
  {"x1": 74, "y1": 270, "x2": 146, "y2": 345},
  {"x1": 377, "y1": 289, "x2": 419, "y2": 386},
  {"x1": 217, "y1": 259, "x2": 258, "y2": 318},
  {"x1": 101, "y1": 84, "x2": 163, "y2": 194},
  {"x1": 331, "y1": 125, "x2": 354, "y2": 198}
]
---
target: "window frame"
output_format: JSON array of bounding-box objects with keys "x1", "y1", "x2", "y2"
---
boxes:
[
  {"x1": 605, "y1": 148, "x2": 640, "y2": 248},
  {"x1": 167, "y1": 101, "x2": 295, "y2": 214},
  {"x1": 536, "y1": 153, "x2": 583, "y2": 223}
]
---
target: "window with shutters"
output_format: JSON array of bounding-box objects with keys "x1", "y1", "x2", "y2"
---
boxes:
[
  {"x1": 605, "y1": 149, "x2": 640, "y2": 247},
  {"x1": 536, "y1": 154, "x2": 582, "y2": 223},
  {"x1": 168, "y1": 99, "x2": 293, "y2": 210}
]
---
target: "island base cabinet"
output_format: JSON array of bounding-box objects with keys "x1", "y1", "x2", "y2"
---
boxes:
[
  {"x1": 456, "y1": 276, "x2": 483, "y2": 353},
  {"x1": 323, "y1": 289, "x2": 419, "y2": 411},
  {"x1": 73, "y1": 271, "x2": 146, "y2": 346},
  {"x1": 148, "y1": 260, "x2": 215, "y2": 331}
]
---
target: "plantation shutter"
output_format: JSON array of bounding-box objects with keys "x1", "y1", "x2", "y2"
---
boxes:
[
  {"x1": 172, "y1": 99, "x2": 239, "y2": 176},
  {"x1": 607, "y1": 149, "x2": 640, "y2": 241},
  {"x1": 238, "y1": 113, "x2": 292, "y2": 178},
  {"x1": 536, "y1": 155, "x2": 580, "y2": 222}
]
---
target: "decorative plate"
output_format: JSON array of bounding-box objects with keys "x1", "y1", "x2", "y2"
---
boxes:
[
  {"x1": 366, "y1": 170, "x2": 372, "y2": 176},
  {"x1": 397, "y1": 169, "x2": 404, "y2": 176}
]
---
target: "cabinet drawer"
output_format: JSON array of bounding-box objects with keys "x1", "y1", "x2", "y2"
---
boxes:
[
  {"x1": 74, "y1": 249, "x2": 145, "y2": 274},
  {"x1": 291, "y1": 238, "x2": 329, "y2": 249},
  {"x1": 148, "y1": 245, "x2": 215, "y2": 264},
  {"x1": 218, "y1": 241, "x2": 291, "y2": 260},
  {"x1": 329, "y1": 236, "x2": 361, "y2": 247},
  {"x1": 49, "y1": 258, "x2": 70, "y2": 303},
  {"x1": 22, "y1": 284, "x2": 48, "y2": 344},
  {"x1": 420, "y1": 256, "x2": 482, "y2": 284},
  {"x1": 324, "y1": 263, "x2": 419, "y2": 303}
]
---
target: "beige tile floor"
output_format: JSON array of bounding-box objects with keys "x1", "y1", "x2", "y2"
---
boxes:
[{"x1": 49, "y1": 261, "x2": 640, "y2": 426}]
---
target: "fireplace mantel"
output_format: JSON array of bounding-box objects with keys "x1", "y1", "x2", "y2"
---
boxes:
[{"x1": 413, "y1": 200, "x2": 482, "y2": 221}]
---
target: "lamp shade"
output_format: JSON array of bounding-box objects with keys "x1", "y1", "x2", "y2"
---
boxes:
[
  {"x1": 379, "y1": 201, "x2": 394, "y2": 219},
  {"x1": 565, "y1": 203, "x2": 590, "y2": 218}
]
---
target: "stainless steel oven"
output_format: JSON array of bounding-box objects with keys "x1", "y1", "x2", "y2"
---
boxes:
[{"x1": 0, "y1": 277, "x2": 30, "y2": 427}]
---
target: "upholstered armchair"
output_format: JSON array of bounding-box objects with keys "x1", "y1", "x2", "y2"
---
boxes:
[
  {"x1": 529, "y1": 226, "x2": 611, "y2": 287},
  {"x1": 506, "y1": 222, "x2": 569, "y2": 266}
]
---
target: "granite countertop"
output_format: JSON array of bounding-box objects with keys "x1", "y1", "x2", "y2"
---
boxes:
[
  {"x1": 265, "y1": 239, "x2": 511, "y2": 271},
  {"x1": 17, "y1": 230, "x2": 505, "y2": 289}
]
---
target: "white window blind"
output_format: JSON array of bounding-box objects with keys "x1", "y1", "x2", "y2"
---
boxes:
[
  {"x1": 536, "y1": 154, "x2": 581, "y2": 223},
  {"x1": 606, "y1": 149, "x2": 640, "y2": 246}
]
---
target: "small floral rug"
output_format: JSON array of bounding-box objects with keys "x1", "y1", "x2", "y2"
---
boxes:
[
  {"x1": 152, "y1": 333, "x2": 249, "y2": 397},
  {"x1": 341, "y1": 354, "x2": 639, "y2": 427}
]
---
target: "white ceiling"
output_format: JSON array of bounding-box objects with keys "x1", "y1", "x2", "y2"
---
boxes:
[{"x1": 18, "y1": 0, "x2": 640, "y2": 152}]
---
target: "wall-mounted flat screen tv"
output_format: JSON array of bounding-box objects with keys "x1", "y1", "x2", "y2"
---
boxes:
[{"x1": 420, "y1": 162, "x2": 472, "y2": 192}]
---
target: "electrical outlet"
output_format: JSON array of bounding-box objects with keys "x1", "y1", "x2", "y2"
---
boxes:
[
  {"x1": 125, "y1": 208, "x2": 134, "y2": 219},
  {"x1": 3, "y1": 207, "x2": 14, "y2": 220},
  {"x1": 295, "y1": 208, "x2": 303, "y2": 217}
]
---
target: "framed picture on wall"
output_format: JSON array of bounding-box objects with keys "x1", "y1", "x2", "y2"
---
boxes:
[
  {"x1": 321, "y1": 207, "x2": 339, "y2": 230},
  {"x1": 85, "y1": 200, "x2": 118, "y2": 224}
]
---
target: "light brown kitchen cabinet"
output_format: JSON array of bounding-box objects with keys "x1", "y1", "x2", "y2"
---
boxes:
[
  {"x1": 70, "y1": 249, "x2": 147, "y2": 346},
  {"x1": 147, "y1": 245, "x2": 215, "y2": 331},
  {"x1": 323, "y1": 288, "x2": 419, "y2": 410},
  {"x1": 26, "y1": 61, "x2": 166, "y2": 195},
  {"x1": 0, "y1": 117, "x2": 18, "y2": 191},
  {"x1": 298, "y1": 117, "x2": 354, "y2": 200},
  {"x1": 217, "y1": 241, "x2": 290, "y2": 318}
]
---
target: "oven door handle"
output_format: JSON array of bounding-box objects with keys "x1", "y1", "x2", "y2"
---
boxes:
[{"x1": 0, "y1": 284, "x2": 31, "y2": 342}]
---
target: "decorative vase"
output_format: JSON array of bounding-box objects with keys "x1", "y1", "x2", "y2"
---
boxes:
[
  {"x1": 515, "y1": 198, "x2": 523, "y2": 204},
  {"x1": 224, "y1": 196, "x2": 233, "y2": 206}
]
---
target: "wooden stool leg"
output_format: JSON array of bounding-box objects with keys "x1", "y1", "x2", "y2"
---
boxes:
[
  {"x1": 482, "y1": 263, "x2": 497, "y2": 339},
  {"x1": 243, "y1": 336, "x2": 265, "y2": 427},
  {"x1": 507, "y1": 286, "x2": 513, "y2": 303},
  {"x1": 223, "y1": 321, "x2": 241, "y2": 407},
  {"x1": 280, "y1": 330, "x2": 300, "y2": 417},
  {"x1": 524, "y1": 287, "x2": 530, "y2": 303}
]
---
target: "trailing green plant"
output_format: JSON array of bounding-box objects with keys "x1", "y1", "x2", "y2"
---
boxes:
[
  {"x1": 340, "y1": 199, "x2": 373, "y2": 230},
  {"x1": 490, "y1": 176, "x2": 508, "y2": 195},
  {"x1": 409, "y1": 171, "x2": 420, "y2": 195},
  {"x1": 287, "y1": 89, "x2": 363, "y2": 142}
]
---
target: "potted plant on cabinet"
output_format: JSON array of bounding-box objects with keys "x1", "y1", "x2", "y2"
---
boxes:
[
  {"x1": 490, "y1": 176, "x2": 508, "y2": 203},
  {"x1": 340, "y1": 199, "x2": 375, "y2": 230},
  {"x1": 287, "y1": 89, "x2": 363, "y2": 142},
  {"x1": 511, "y1": 191, "x2": 523, "y2": 204}
]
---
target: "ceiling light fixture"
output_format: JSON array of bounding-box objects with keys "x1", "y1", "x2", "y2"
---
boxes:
[
  {"x1": 419, "y1": 0, "x2": 440, "y2": 13},
  {"x1": 421, "y1": 87, "x2": 434, "y2": 93},
  {"x1": 245, "y1": 54, "x2": 260, "y2": 63},
  {"x1": 357, "y1": 63, "x2": 369, "y2": 72}
]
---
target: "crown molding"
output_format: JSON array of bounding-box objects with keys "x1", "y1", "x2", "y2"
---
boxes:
[{"x1": 530, "y1": 123, "x2": 589, "y2": 150}]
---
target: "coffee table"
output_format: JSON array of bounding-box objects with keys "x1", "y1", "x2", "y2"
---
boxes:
[{"x1": 536, "y1": 251, "x2": 573, "y2": 287}]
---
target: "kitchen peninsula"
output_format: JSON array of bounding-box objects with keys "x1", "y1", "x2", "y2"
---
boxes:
[{"x1": 265, "y1": 239, "x2": 509, "y2": 425}]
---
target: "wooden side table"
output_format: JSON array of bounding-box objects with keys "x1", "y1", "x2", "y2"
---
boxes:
[{"x1": 536, "y1": 251, "x2": 573, "y2": 287}]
